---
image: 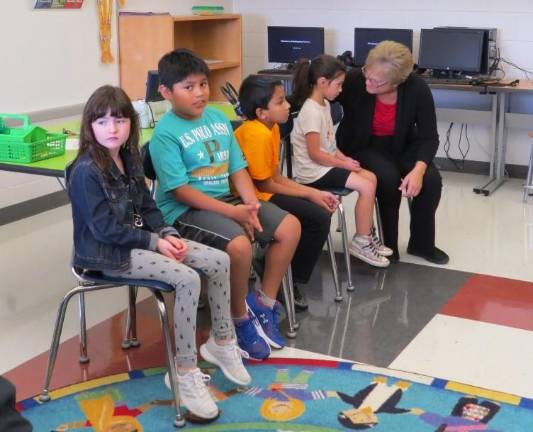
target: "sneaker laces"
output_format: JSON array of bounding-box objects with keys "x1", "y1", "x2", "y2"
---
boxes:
[
  {"x1": 220, "y1": 341, "x2": 250, "y2": 361},
  {"x1": 371, "y1": 227, "x2": 384, "y2": 248},
  {"x1": 360, "y1": 239, "x2": 381, "y2": 258},
  {"x1": 185, "y1": 370, "x2": 211, "y2": 394}
]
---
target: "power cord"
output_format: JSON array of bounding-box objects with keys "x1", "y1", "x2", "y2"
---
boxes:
[
  {"x1": 493, "y1": 50, "x2": 533, "y2": 80},
  {"x1": 443, "y1": 122, "x2": 461, "y2": 170}
]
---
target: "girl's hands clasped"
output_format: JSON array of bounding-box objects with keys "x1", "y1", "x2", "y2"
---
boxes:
[{"x1": 157, "y1": 236, "x2": 188, "y2": 262}]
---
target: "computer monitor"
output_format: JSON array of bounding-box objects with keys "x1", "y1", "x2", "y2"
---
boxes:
[
  {"x1": 354, "y1": 28, "x2": 413, "y2": 66},
  {"x1": 267, "y1": 26, "x2": 325, "y2": 64},
  {"x1": 145, "y1": 70, "x2": 163, "y2": 102},
  {"x1": 434, "y1": 27, "x2": 493, "y2": 75},
  {"x1": 418, "y1": 28, "x2": 485, "y2": 75}
]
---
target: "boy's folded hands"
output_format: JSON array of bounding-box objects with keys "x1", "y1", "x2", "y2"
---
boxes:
[{"x1": 232, "y1": 202, "x2": 263, "y2": 240}]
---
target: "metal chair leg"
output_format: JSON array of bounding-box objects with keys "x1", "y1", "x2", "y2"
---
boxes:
[
  {"x1": 523, "y1": 143, "x2": 533, "y2": 203},
  {"x1": 152, "y1": 291, "x2": 185, "y2": 428},
  {"x1": 375, "y1": 198, "x2": 384, "y2": 243},
  {"x1": 338, "y1": 202, "x2": 354, "y2": 291},
  {"x1": 336, "y1": 196, "x2": 343, "y2": 232},
  {"x1": 122, "y1": 286, "x2": 140, "y2": 349},
  {"x1": 78, "y1": 292, "x2": 89, "y2": 364},
  {"x1": 281, "y1": 267, "x2": 298, "y2": 337},
  {"x1": 327, "y1": 233, "x2": 343, "y2": 302},
  {"x1": 40, "y1": 288, "x2": 82, "y2": 402}
]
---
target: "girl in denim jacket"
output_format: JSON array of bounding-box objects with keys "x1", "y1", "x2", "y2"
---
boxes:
[{"x1": 67, "y1": 85, "x2": 250, "y2": 420}]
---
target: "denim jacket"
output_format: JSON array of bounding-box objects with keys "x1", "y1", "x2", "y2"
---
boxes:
[{"x1": 66, "y1": 151, "x2": 179, "y2": 271}]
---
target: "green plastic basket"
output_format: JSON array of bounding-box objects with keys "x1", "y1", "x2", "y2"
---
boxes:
[{"x1": 0, "y1": 114, "x2": 66, "y2": 164}]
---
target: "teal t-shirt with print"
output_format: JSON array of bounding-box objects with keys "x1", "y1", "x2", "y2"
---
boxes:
[{"x1": 150, "y1": 106, "x2": 247, "y2": 224}]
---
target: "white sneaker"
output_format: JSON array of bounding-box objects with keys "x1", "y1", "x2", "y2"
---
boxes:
[
  {"x1": 164, "y1": 369, "x2": 219, "y2": 419},
  {"x1": 371, "y1": 227, "x2": 394, "y2": 257},
  {"x1": 349, "y1": 235, "x2": 390, "y2": 268},
  {"x1": 200, "y1": 336, "x2": 252, "y2": 386}
]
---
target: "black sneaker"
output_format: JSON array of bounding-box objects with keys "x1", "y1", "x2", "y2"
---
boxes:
[
  {"x1": 407, "y1": 245, "x2": 449, "y2": 265},
  {"x1": 277, "y1": 284, "x2": 308, "y2": 312}
]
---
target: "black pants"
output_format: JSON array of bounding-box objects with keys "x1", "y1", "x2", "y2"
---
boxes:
[
  {"x1": 270, "y1": 194, "x2": 331, "y2": 284},
  {"x1": 357, "y1": 140, "x2": 442, "y2": 255}
]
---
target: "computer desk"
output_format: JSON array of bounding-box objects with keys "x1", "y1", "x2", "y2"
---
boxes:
[{"x1": 257, "y1": 71, "x2": 528, "y2": 196}]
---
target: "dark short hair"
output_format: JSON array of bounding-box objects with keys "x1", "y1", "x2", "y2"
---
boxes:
[
  {"x1": 158, "y1": 48, "x2": 210, "y2": 89},
  {"x1": 238, "y1": 75, "x2": 283, "y2": 120}
]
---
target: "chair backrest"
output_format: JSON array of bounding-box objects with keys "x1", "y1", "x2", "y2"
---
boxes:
[{"x1": 142, "y1": 141, "x2": 156, "y2": 181}]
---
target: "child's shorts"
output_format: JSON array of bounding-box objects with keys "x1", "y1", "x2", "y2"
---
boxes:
[
  {"x1": 174, "y1": 197, "x2": 288, "y2": 251},
  {"x1": 303, "y1": 167, "x2": 351, "y2": 189}
]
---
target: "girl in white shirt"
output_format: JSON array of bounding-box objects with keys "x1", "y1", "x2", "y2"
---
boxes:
[{"x1": 290, "y1": 55, "x2": 391, "y2": 267}]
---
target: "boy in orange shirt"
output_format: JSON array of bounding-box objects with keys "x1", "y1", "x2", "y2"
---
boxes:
[{"x1": 235, "y1": 75, "x2": 338, "y2": 310}]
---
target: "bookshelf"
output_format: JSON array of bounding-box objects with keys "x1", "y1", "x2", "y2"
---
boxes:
[{"x1": 118, "y1": 13, "x2": 242, "y2": 101}]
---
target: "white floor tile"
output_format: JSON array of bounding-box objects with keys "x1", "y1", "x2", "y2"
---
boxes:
[
  {"x1": 332, "y1": 171, "x2": 533, "y2": 281},
  {"x1": 390, "y1": 314, "x2": 533, "y2": 399}
]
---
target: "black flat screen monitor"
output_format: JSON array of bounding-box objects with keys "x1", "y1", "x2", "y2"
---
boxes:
[
  {"x1": 267, "y1": 26, "x2": 324, "y2": 64},
  {"x1": 145, "y1": 70, "x2": 163, "y2": 102},
  {"x1": 418, "y1": 28, "x2": 484, "y2": 74},
  {"x1": 435, "y1": 27, "x2": 490, "y2": 74},
  {"x1": 354, "y1": 28, "x2": 413, "y2": 66}
]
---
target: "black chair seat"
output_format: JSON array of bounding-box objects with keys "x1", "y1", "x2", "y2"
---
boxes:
[{"x1": 321, "y1": 187, "x2": 352, "y2": 197}]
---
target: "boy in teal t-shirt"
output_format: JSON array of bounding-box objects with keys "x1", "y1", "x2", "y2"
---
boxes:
[
  {"x1": 151, "y1": 105, "x2": 247, "y2": 225},
  {"x1": 150, "y1": 48, "x2": 301, "y2": 362}
]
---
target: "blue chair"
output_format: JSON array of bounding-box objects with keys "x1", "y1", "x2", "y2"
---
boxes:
[{"x1": 39, "y1": 267, "x2": 186, "y2": 428}]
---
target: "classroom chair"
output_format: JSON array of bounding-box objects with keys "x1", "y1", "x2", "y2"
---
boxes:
[
  {"x1": 39, "y1": 267, "x2": 186, "y2": 428},
  {"x1": 279, "y1": 102, "x2": 361, "y2": 295},
  {"x1": 142, "y1": 142, "x2": 299, "y2": 337}
]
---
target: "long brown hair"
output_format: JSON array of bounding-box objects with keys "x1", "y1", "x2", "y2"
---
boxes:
[
  {"x1": 291, "y1": 54, "x2": 346, "y2": 108},
  {"x1": 74, "y1": 85, "x2": 141, "y2": 175}
]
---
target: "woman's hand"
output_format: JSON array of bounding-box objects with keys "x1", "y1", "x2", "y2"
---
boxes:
[{"x1": 399, "y1": 162, "x2": 426, "y2": 197}]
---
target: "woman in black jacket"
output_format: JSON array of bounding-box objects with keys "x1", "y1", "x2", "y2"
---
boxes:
[{"x1": 336, "y1": 41, "x2": 448, "y2": 264}]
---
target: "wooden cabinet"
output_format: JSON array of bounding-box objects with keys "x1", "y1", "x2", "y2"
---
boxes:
[{"x1": 118, "y1": 14, "x2": 242, "y2": 101}]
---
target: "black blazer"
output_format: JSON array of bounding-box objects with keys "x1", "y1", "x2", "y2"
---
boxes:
[{"x1": 335, "y1": 69, "x2": 439, "y2": 165}]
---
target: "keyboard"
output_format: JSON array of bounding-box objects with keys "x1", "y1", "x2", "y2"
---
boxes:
[
  {"x1": 422, "y1": 77, "x2": 473, "y2": 85},
  {"x1": 258, "y1": 68, "x2": 293, "y2": 75}
]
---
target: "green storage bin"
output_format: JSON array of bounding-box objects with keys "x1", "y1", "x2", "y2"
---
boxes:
[{"x1": 0, "y1": 114, "x2": 66, "y2": 164}]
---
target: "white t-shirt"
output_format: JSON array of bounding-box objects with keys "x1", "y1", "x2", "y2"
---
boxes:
[{"x1": 290, "y1": 98, "x2": 337, "y2": 184}]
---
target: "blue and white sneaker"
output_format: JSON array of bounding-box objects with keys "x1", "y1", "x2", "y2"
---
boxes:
[
  {"x1": 234, "y1": 316, "x2": 271, "y2": 361},
  {"x1": 246, "y1": 292, "x2": 286, "y2": 349}
]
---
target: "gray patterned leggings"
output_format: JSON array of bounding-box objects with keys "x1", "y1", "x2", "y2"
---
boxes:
[{"x1": 104, "y1": 239, "x2": 232, "y2": 369}]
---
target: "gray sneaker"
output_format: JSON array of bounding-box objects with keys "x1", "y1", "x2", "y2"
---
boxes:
[
  {"x1": 349, "y1": 235, "x2": 390, "y2": 268},
  {"x1": 371, "y1": 227, "x2": 394, "y2": 257}
]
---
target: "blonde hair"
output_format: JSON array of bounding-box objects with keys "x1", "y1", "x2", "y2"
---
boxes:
[{"x1": 365, "y1": 40, "x2": 414, "y2": 85}]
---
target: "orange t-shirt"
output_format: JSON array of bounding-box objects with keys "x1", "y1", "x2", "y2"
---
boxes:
[{"x1": 234, "y1": 120, "x2": 280, "y2": 201}]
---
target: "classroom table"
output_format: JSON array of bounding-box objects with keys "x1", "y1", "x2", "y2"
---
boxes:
[{"x1": 0, "y1": 102, "x2": 237, "y2": 182}]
